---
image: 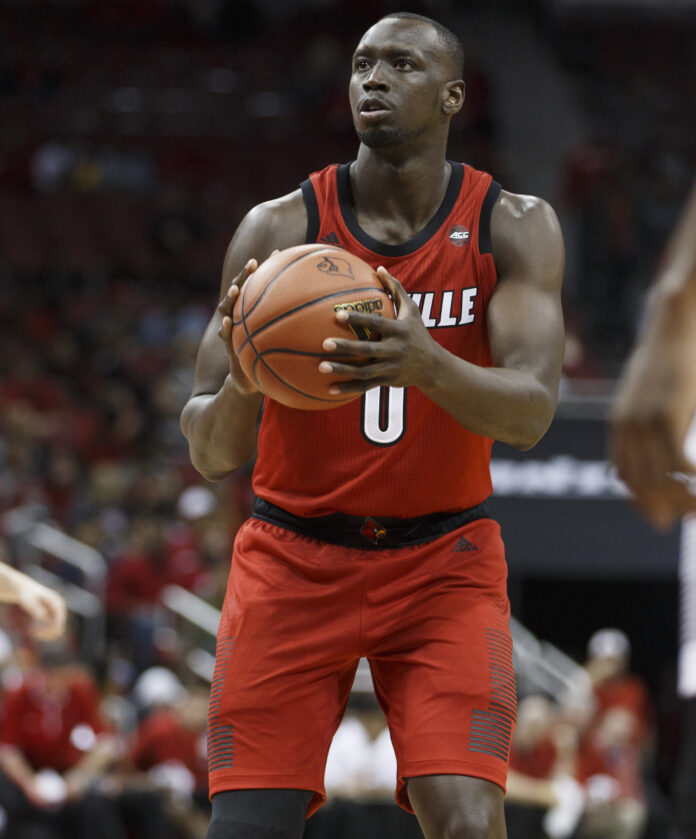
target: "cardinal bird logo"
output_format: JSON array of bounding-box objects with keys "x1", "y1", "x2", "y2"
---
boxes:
[
  {"x1": 316, "y1": 255, "x2": 355, "y2": 281},
  {"x1": 361, "y1": 517, "x2": 388, "y2": 545}
]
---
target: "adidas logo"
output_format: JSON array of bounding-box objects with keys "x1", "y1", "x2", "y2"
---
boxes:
[
  {"x1": 453, "y1": 535, "x2": 478, "y2": 552},
  {"x1": 321, "y1": 231, "x2": 340, "y2": 246}
]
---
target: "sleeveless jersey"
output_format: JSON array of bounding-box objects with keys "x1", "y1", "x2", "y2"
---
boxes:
[{"x1": 251, "y1": 161, "x2": 501, "y2": 518}]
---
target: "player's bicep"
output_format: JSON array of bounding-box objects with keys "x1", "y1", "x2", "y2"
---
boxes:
[
  {"x1": 488, "y1": 192, "x2": 565, "y2": 392},
  {"x1": 488, "y1": 275, "x2": 564, "y2": 389},
  {"x1": 191, "y1": 191, "x2": 309, "y2": 397}
]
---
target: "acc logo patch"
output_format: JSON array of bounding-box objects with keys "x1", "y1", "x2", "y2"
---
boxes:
[{"x1": 449, "y1": 225, "x2": 471, "y2": 247}]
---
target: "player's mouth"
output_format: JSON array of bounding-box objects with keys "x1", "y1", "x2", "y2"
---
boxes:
[{"x1": 358, "y1": 97, "x2": 391, "y2": 120}]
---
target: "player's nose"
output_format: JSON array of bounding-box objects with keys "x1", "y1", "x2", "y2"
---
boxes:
[{"x1": 363, "y1": 62, "x2": 389, "y2": 91}]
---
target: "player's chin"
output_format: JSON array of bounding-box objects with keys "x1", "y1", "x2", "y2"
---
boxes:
[{"x1": 356, "y1": 126, "x2": 404, "y2": 148}]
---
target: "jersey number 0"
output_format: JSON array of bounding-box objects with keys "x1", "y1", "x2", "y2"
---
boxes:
[{"x1": 361, "y1": 386, "x2": 407, "y2": 446}]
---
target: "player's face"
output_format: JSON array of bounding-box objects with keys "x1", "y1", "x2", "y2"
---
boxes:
[{"x1": 349, "y1": 19, "x2": 451, "y2": 149}]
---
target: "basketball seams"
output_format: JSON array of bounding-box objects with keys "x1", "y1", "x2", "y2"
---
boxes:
[
  {"x1": 250, "y1": 352, "x2": 355, "y2": 406},
  {"x1": 236, "y1": 284, "x2": 388, "y2": 355},
  {"x1": 231, "y1": 244, "x2": 395, "y2": 409},
  {"x1": 232, "y1": 244, "x2": 337, "y2": 328}
]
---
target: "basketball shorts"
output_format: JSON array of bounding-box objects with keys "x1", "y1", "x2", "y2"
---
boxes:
[{"x1": 208, "y1": 512, "x2": 516, "y2": 816}]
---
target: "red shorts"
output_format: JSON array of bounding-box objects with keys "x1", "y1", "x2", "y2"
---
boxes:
[{"x1": 208, "y1": 515, "x2": 515, "y2": 815}]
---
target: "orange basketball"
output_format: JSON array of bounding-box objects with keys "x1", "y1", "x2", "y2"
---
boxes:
[{"x1": 231, "y1": 244, "x2": 395, "y2": 410}]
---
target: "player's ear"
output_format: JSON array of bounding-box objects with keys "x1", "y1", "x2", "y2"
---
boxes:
[{"x1": 442, "y1": 80, "x2": 465, "y2": 115}]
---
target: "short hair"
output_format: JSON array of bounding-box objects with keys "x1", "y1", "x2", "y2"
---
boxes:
[{"x1": 379, "y1": 12, "x2": 465, "y2": 78}]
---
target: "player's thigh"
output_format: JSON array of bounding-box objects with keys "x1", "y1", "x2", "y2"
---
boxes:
[
  {"x1": 207, "y1": 789, "x2": 313, "y2": 839},
  {"x1": 368, "y1": 519, "x2": 515, "y2": 807},
  {"x1": 209, "y1": 520, "x2": 362, "y2": 806},
  {"x1": 407, "y1": 775, "x2": 506, "y2": 839}
]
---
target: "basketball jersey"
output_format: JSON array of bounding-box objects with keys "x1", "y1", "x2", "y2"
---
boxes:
[{"x1": 251, "y1": 161, "x2": 501, "y2": 518}]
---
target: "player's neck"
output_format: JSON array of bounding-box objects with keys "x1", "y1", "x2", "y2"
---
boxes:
[{"x1": 350, "y1": 147, "x2": 451, "y2": 237}]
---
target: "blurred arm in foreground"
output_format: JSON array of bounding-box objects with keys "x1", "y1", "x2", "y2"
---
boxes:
[
  {"x1": 0, "y1": 557, "x2": 67, "y2": 640},
  {"x1": 610, "y1": 183, "x2": 696, "y2": 529}
]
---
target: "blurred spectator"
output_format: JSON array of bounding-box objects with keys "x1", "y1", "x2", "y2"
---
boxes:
[
  {"x1": 106, "y1": 513, "x2": 210, "y2": 670},
  {"x1": 569, "y1": 628, "x2": 656, "y2": 839},
  {"x1": 585, "y1": 628, "x2": 654, "y2": 750},
  {"x1": 323, "y1": 694, "x2": 396, "y2": 802},
  {"x1": 574, "y1": 707, "x2": 647, "y2": 839},
  {"x1": 0, "y1": 640, "x2": 124, "y2": 839},
  {"x1": 506, "y1": 694, "x2": 585, "y2": 839},
  {"x1": 131, "y1": 683, "x2": 210, "y2": 838},
  {"x1": 305, "y1": 694, "x2": 423, "y2": 839}
]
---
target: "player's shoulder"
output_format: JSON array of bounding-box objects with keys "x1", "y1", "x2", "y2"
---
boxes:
[
  {"x1": 238, "y1": 188, "x2": 308, "y2": 252},
  {"x1": 493, "y1": 189, "x2": 560, "y2": 231},
  {"x1": 490, "y1": 189, "x2": 564, "y2": 275},
  {"x1": 220, "y1": 188, "x2": 309, "y2": 287}
]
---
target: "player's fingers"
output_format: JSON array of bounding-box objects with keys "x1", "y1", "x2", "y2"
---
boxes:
[
  {"x1": 238, "y1": 258, "x2": 258, "y2": 284},
  {"x1": 321, "y1": 337, "x2": 386, "y2": 357},
  {"x1": 218, "y1": 260, "x2": 257, "y2": 313},
  {"x1": 218, "y1": 286, "x2": 237, "y2": 318},
  {"x1": 613, "y1": 420, "x2": 671, "y2": 493},
  {"x1": 320, "y1": 362, "x2": 395, "y2": 391},
  {"x1": 632, "y1": 491, "x2": 676, "y2": 530},
  {"x1": 217, "y1": 315, "x2": 233, "y2": 344},
  {"x1": 25, "y1": 592, "x2": 67, "y2": 640},
  {"x1": 333, "y1": 309, "x2": 400, "y2": 336},
  {"x1": 633, "y1": 478, "x2": 696, "y2": 530},
  {"x1": 376, "y1": 266, "x2": 413, "y2": 317}
]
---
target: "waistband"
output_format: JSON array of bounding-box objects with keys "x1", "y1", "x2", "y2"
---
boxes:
[{"x1": 252, "y1": 497, "x2": 490, "y2": 551}]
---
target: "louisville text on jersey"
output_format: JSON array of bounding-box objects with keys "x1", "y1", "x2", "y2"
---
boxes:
[{"x1": 409, "y1": 287, "x2": 478, "y2": 328}]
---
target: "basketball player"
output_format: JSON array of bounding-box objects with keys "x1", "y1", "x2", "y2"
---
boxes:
[
  {"x1": 181, "y1": 13, "x2": 565, "y2": 839},
  {"x1": 0, "y1": 559, "x2": 67, "y2": 640},
  {"x1": 610, "y1": 183, "x2": 696, "y2": 839}
]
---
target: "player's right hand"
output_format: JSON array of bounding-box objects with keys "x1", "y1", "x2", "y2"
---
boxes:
[{"x1": 217, "y1": 258, "x2": 260, "y2": 395}]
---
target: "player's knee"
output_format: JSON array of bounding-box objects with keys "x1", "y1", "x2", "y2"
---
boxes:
[
  {"x1": 207, "y1": 814, "x2": 295, "y2": 839},
  {"x1": 206, "y1": 789, "x2": 311, "y2": 839},
  {"x1": 409, "y1": 776, "x2": 505, "y2": 839},
  {"x1": 439, "y1": 810, "x2": 499, "y2": 839}
]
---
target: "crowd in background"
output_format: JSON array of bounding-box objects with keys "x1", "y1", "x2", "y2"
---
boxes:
[
  {"x1": 0, "y1": 616, "x2": 668, "y2": 839},
  {"x1": 0, "y1": 0, "x2": 695, "y2": 837}
]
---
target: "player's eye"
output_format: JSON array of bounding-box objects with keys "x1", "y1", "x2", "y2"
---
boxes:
[
  {"x1": 394, "y1": 59, "x2": 413, "y2": 69},
  {"x1": 354, "y1": 59, "x2": 370, "y2": 71}
]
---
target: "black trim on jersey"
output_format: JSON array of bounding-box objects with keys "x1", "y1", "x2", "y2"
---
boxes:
[
  {"x1": 478, "y1": 180, "x2": 501, "y2": 255},
  {"x1": 253, "y1": 496, "x2": 490, "y2": 551},
  {"x1": 336, "y1": 161, "x2": 464, "y2": 257},
  {"x1": 300, "y1": 178, "x2": 320, "y2": 243}
]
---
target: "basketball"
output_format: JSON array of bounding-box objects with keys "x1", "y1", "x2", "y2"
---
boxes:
[{"x1": 231, "y1": 244, "x2": 395, "y2": 410}]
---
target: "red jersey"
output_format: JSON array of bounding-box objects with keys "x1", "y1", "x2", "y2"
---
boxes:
[
  {"x1": 132, "y1": 708, "x2": 208, "y2": 791},
  {"x1": 0, "y1": 668, "x2": 107, "y2": 772},
  {"x1": 252, "y1": 162, "x2": 501, "y2": 518}
]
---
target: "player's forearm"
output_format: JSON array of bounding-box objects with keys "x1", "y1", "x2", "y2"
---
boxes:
[
  {"x1": 181, "y1": 378, "x2": 263, "y2": 481},
  {"x1": 66, "y1": 737, "x2": 119, "y2": 783},
  {"x1": 421, "y1": 344, "x2": 557, "y2": 450},
  {"x1": 0, "y1": 745, "x2": 36, "y2": 791},
  {"x1": 659, "y1": 182, "x2": 696, "y2": 302},
  {"x1": 0, "y1": 563, "x2": 22, "y2": 602}
]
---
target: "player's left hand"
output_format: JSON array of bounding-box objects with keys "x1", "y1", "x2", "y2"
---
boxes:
[
  {"x1": 610, "y1": 344, "x2": 696, "y2": 530},
  {"x1": 17, "y1": 578, "x2": 68, "y2": 640},
  {"x1": 318, "y1": 266, "x2": 440, "y2": 393}
]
